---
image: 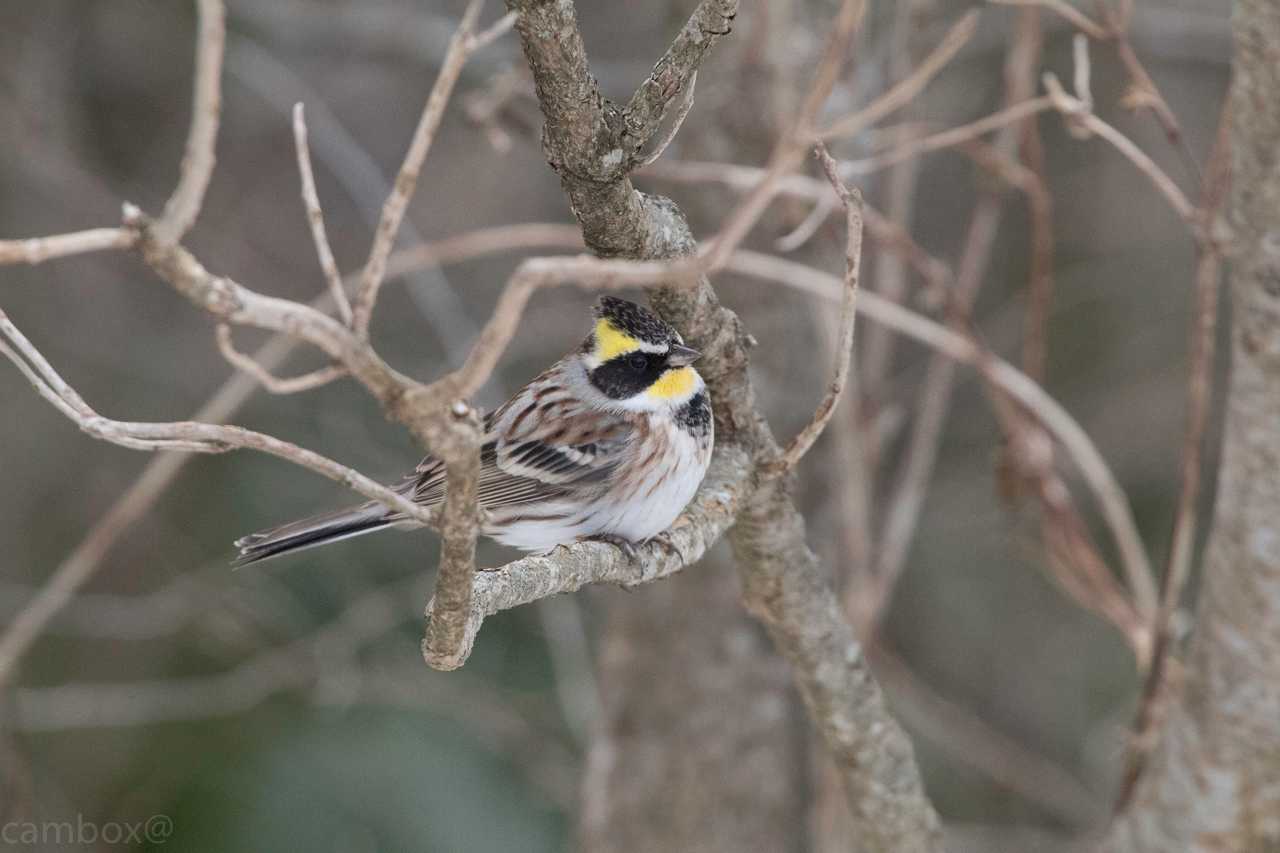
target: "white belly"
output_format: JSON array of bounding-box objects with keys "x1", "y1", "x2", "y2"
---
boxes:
[{"x1": 487, "y1": 419, "x2": 710, "y2": 553}]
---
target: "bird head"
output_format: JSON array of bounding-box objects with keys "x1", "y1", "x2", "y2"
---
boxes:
[{"x1": 580, "y1": 296, "x2": 703, "y2": 413}]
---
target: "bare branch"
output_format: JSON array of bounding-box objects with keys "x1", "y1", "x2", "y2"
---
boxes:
[
  {"x1": 770, "y1": 146, "x2": 863, "y2": 474},
  {"x1": 839, "y1": 97, "x2": 1055, "y2": 176},
  {"x1": 698, "y1": 0, "x2": 867, "y2": 273},
  {"x1": 421, "y1": 409, "x2": 484, "y2": 671},
  {"x1": 0, "y1": 309, "x2": 433, "y2": 527},
  {"x1": 622, "y1": 0, "x2": 737, "y2": 166},
  {"x1": 292, "y1": 102, "x2": 352, "y2": 325},
  {"x1": 720, "y1": 250, "x2": 1156, "y2": 625},
  {"x1": 987, "y1": 0, "x2": 1108, "y2": 39},
  {"x1": 820, "y1": 10, "x2": 981, "y2": 142},
  {"x1": 9, "y1": 577, "x2": 429, "y2": 729},
  {"x1": 773, "y1": 190, "x2": 836, "y2": 253},
  {"x1": 470, "y1": 10, "x2": 518, "y2": 51},
  {"x1": 350, "y1": 0, "x2": 496, "y2": 335},
  {"x1": 1042, "y1": 59, "x2": 1196, "y2": 224},
  {"x1": 0, "y1": 228, "x2": 137, "y2": 267},
  {"x1": 152, "y1": 0, "x2": 225, "y2": 245},
  {"x1": 874, "y1": 201, "x2": 1004, "y2": 605},
  {"x1": 658, "y1": 13, "x2": 859, "y2": 321},
  {"x1": 642, "y1": 159, "x2": 952, "y2": 289},
  {"x1": 1114, "y1": 98, "x2": 1232, "y2": 813},
  {"x1": 215, "y1": 323, "x2": 346, "y2": 394},
  {"x1": 129, "y1": 211, "x2": 444, "y2": 438},
  {"x1": 634, "y1": 71, "x2": 697, "y2": 170}
]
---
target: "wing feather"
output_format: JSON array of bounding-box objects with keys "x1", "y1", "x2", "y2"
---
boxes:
[{"x1": 407, "y1": 370, "x2": 634, "y2": 513}]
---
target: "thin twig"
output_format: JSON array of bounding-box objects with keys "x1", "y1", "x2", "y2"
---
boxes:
[
  {"x1": 839, "y1": 97, "x2": 1055, "y2": 176},
  {"x1": 642, "y1": 159, "x2": 952, "y2": 292},
  {"x1": 8, "y1": 576, "x2": 422, "y2": 728},
  {"x1": 865, "y1": 639, "x2": 1105, "y2": 828},
  {"x1": 987, "y1": 0, "x2": 1108, "y2": 39},
  {"x1": 0, "y1": 309, "x2": 433, "y2": 526},
  {"x1": 153, "y1": 0, "x2": 225, "y2": 245},
  {"x1": 471, "y1": 10, "x2": 519, "y2": 51},
  {"x1": 874, "y1": 200, "x2": 1003, "y2": 592},
  {"x1": 718, "y1": 249, "x2": 1153, "y2": 621},
  {"x1": 958, "y1": 138, "x2": 1056, "y2": 382},
  {"x1": 0, "y1": 228, "x2": 137, "y2": 266},
  {"x1": 973, "y1": 342, "x2": 1150, "y2": 663},
  {"x1": 1114, "y1": 98, "x2": 1232, "y2": 813},
  {"x1": 292, "y1": 103, "x2": 352, "y2": 325},
  {"x1": 860, "y1": 0, "x2": 931, "y2": 401},
  {"x1": 350, "y1": 0, "x2": 493, "y2": 335},
  {"x1": 773, "y1": 191, "x2": 836, "y2": 253},
  {"x1": 698, "y1": 0, "x2": 868, "y2": 272},
  {"x1": 874, "y1": 9, "x2": 1049, "y2": 609},
  {"x1": 1042, "y1": 67, "x2": 1195, "y2": 224},
  {"x1": 215, "y1": 323, "x2": 347, "y2": 394},
  {"x1": 820, "y1": 10, "x2": 981, "y2": 142},
  {"x1": 771, "y1": 146, "x2": 863, "y2": 473}
]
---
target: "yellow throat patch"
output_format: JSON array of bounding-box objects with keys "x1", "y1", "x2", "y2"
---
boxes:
[
  {"x1": 649, "y1": 366, "x2": 696, "y2": 400},
  {"x1": 593, "y1": 318, "x2": 641, "y2": 361}
]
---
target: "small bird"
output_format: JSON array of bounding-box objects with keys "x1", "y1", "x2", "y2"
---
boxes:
[{"x1": 233, "y1": 296, "x2": 714, "y2": 566}]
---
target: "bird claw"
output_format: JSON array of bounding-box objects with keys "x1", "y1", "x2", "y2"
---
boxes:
[
  {"x1": 649, "y1": 531, "x2": 688, "y2": 565},
  {"x1": 582, "y1": 533, "x2": 641, "y2": 562}
]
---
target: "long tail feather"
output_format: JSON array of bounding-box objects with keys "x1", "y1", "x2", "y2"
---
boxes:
[{"x1": 232, "y1": 503, "x2": 393, "y2": 567}]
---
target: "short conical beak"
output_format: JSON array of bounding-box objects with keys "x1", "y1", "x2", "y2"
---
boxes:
[{"x1": 667, "y1": 343, "x2": 702, "y2": 367}]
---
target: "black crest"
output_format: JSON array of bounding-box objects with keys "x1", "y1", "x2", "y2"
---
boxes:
[{"x1": 594, "y1": 296, "x2": 677, "y2": 347}]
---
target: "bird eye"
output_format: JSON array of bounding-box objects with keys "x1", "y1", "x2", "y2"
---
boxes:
[{"x1": 627, "y1": 353, "x2": 648, "y2": 372}]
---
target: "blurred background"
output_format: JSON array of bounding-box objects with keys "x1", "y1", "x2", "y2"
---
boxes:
[{"x1": 0, "y1": 1, "x2": 1230, "y2": 850}]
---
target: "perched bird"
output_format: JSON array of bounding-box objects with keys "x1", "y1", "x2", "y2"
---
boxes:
[{"x1": 233, "y1": 296, "x2": 714, "y2": 566}]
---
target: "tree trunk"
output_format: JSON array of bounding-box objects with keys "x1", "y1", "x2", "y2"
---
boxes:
[{"x1": 1105, "y1": 2, "x2": 1280, "y2": 849}]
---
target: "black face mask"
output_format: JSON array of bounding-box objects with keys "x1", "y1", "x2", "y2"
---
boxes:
[{"x1": 589, "y1": 350, "x2": 671, "y2": 399}]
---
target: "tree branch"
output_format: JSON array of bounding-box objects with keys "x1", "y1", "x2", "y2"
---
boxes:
[
  {"x1": 421, "y1": 409, "x2": 484, "y2": 670},
  {"x1": 214, "y1": 323, "x2": 346, "y2": 394},
  {"x1": 770, "y1": 145, "x2": 863, "y2": 474},
  {"x1": 350, "y1": 0, "x2": 512, "y2": 335},
  {"x1": 0, "y1": 228, "x2": 137, "y2": 266},
  {"x1": 621, "y1": 0, "x2": 737, "y2": 167},
  {"x1": 0, "y1": 309, "x2": 434, "y2": 526},
  {"x1": 152, "y1": 0, "x2": 225, "y2": 245},
  {"x1": 292, "y1": 102, "x2": 352, "y2": 325}
]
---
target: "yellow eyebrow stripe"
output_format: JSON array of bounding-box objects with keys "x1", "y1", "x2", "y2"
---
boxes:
[
  {"x1": 648, "y1": 366, "x2": 695, "y2": 400},
  {"x1": 594, "y1": 318, "x2": 641, "y2": 361}
]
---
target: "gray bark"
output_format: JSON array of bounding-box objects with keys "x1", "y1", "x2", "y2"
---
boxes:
[{"x1": 1105, "y1": 1, "x2": 1280, "y2": 849}]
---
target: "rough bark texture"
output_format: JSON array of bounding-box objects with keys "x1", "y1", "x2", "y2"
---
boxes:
[{"x1": 1105, "y1": 2, "x2": 1280, "y2": 849}]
